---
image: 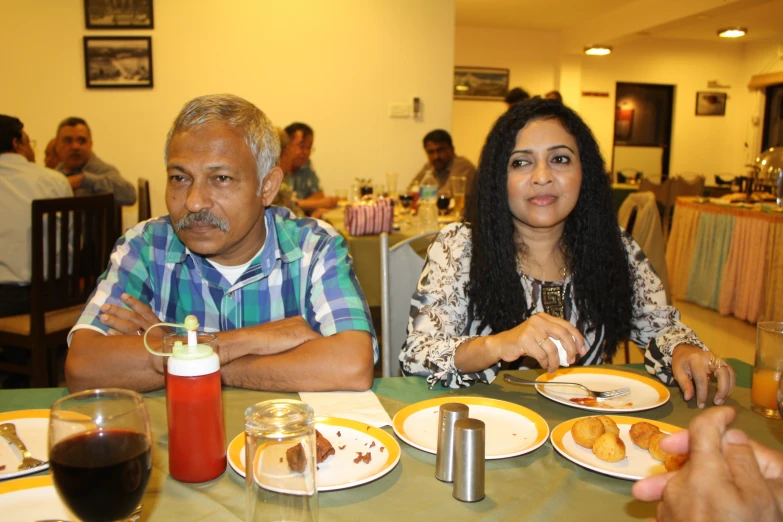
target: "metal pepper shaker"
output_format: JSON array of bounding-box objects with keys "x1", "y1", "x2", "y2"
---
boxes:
[
  {"x1": 453, "y1": 418, "x2": 485, "y2": 502},
  {"x1": 435, "y1": 403, "x2": 469, "y2": 482}
]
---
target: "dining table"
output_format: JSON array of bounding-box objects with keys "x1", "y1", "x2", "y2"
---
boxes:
[
  {"x1": 1, "y1": 359, "x2": 780, "y2": 522},
  {"x1": 666, "y1": 196, "x2": 783, "y2": 323}
]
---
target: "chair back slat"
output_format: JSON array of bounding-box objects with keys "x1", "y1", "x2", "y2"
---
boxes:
[
  {"x1": 138, "y1": 178, "x2": 151, "y2": 222},
  {"x1": 30, "y1": 194, "x2": 116, "y2": 324}
]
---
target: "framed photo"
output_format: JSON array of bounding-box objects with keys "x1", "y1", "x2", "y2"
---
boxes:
[
  {"x1": 84, "y1": 0, "x2": 153, "y2": 29},
  {"x1": 614, "y1": 107, "x2": 634, "y2": 141},
  {"x1": 695, "y1": 92, "x2": 727, "y2": 116},
  {"x1": 83, "y1": 36, "x2": 153, "y2": 89},
  {"x1": 454, "y1": 66, "x2": 510, "y2": 100}
]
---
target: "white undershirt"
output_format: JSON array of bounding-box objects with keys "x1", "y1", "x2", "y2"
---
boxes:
[{"x1": 204, "y1": 215, "x2": 269, "y2": 286}]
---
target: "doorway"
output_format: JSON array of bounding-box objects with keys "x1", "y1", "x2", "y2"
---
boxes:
[
  {"x1": 612, "y1": 82, "x2": 675, "y2": 184},
  {"x1": 762, "y1": 83, "x2": 783, "y2": 150}
]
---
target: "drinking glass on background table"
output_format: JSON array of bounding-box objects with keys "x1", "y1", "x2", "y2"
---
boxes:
[
  {"x1": 752, "y1": 321, "x2": 783, "y2": 418},
  {"x1": 399, "y1": 192, "x2": 414, "y2": 226},
  {"x1": 437, "y1": 194, "x2": 452, "y2": 216},
  {"x1": 385, "y1": 172, "x2": 398, "y2": 199},
  {"x1": 452, "y1": 176, "x2": 466, "y2": 215},
  {"x1": 245, "y1": 399, "x2": 318, "y2": 522},
  {"x1": 49, "y1": 388, "x2": 152, "y2": 522}
]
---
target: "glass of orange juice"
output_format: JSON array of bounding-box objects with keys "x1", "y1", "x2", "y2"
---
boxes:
[{"x1": 752, "y1": 322, "x2": 783, "y2": 418}]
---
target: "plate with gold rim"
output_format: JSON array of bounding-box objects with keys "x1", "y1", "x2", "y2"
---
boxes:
[
  {"x1": 550, "y1": 415, "x2": 683, "y2": 480},
  {"x1": 227, "y1": 417, "x2": 400, "y2": 491},
  {"x1": 392, "y1": 396, "x2": 549, "y2": 459},
  {"x1": 0, "y1": 409, "x2": 50, "y2": 480},
  {"x1": 0, "y1": 475, "x2": 76, "y2": 522},
  {"x1": 535, "y1": 368, "x2": 669, "y2": 412}
]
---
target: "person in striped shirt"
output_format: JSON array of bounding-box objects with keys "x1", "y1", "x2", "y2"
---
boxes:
[{"x1": 65, "y1": 94, "x2": 376, "y2": 393}]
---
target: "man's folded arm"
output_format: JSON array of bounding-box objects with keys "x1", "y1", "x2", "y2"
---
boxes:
[{"x1": 220, "y1": 330, "x2": 374, "y2": 392}]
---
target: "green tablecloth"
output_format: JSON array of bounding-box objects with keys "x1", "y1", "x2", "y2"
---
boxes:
[{"x1": 2, "y1": 360, "x2": 779, "y2": 522}]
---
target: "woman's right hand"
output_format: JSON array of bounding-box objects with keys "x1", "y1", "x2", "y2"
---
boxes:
[{"x1": 488, "y1": 313, "x2": 586, "y2": 372}]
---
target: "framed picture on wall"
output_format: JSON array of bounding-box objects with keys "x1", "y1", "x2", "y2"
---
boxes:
[
  {"x1": 84, "y1": 0, "x2": 154, "y2": 29},
  {"x1": 83, "y1": 36, "x2": 153, "y2": 89},
  {"x1": 695, "y1": 92, "x2": 727, "y2": 116},
  {"x1": 454, "y1": 66, "x2": 510, "y2": 100}
]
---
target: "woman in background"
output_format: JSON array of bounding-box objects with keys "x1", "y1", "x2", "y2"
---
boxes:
[{"x1": 400, "y1": 99, "x2": 734, "y2": 408}]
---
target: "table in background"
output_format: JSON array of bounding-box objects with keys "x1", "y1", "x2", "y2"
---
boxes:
[
  {"x1": 666, "y1": 197, "x2": 783, "y2": 323},
  {"x1": 2, "y1": 360, "x2": 780, "y2": 522}
]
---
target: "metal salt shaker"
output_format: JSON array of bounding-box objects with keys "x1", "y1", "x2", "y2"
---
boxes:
[
  {"x1": 453, "y1": 418, "x2": 485, "y2": 502},
  {"x1": 435, "y1": 403, "x2": 469, "y2": 482}
]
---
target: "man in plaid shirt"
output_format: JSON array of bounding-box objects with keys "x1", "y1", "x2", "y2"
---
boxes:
[{"x1": 66, "y1": 94, "x2": 376, "y2": 392}]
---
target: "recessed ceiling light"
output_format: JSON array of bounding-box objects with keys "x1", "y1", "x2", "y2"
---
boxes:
[
  {"x1": 584, "y1": 46, "x2": 612, "y2": 56},
  {"x1": 718, "y1": 27, "x2": 747, "y2": 38}
]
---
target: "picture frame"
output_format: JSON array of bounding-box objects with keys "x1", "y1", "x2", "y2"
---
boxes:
[
  {"x1": 84, "y1": 0, "x2": 153, "y2": 29},
  {"x1": 454, "y1": 66, "x2": 510, "y2": 100},
  {"x1": 83, "y1": 36, "x2": 153, "y2": 89},
  {"x1": 695, "y1": 91, "x2": 727, "y2": 116}
]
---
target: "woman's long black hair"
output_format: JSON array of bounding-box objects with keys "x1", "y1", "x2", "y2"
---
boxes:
[{"x1": 464, "y1": 99, "x2": 634, "y2": 360}]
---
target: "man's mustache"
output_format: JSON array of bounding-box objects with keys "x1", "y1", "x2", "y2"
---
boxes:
[{"x1": 173, "y1": 210, "x2": 230, "y2": 233}]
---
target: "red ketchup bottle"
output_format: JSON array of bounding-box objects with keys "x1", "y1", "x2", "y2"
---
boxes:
[{"x1": 144, "y1": 315, "x2": 226, "y2": 482}]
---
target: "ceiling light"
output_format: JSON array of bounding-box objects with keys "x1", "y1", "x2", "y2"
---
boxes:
[
  {"x1": 718, "y1": 27, "x2": 747, "y2": 38},
  {"x1": 584, "y1": 46, "x2": 612, "y2": 56}
]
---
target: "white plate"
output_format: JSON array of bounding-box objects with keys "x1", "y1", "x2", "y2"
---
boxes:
[
  {"x1": 550, "y1": 415, "x2": 683, "y2": 480},
  {"x1": 0, "y1": 475, "x2": 76, "y2": 522},
  {"x1": 0, "y1": 409, "x2": 50, "y2": 480},
  {"x1": 228, "y1": 417, "x2": 400, "y2": 491},
  {"x1": 535, "y1": 368, "x2": 670, "y2": 412},
  {"x1": 392, "y1": 396, "x2": 549, "y2": 459}
]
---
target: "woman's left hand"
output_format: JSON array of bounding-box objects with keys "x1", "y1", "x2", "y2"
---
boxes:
[{"x1": 671, "y1": 345, "x2": 736, "y2": 408}]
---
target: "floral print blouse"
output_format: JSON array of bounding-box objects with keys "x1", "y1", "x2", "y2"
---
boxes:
[{"x1": 400, "y1": 223, "x2": 707, "y2": 388}]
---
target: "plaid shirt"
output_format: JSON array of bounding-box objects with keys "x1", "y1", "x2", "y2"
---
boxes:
[{"x1": 70, "y1": 206, "x2": 377, "y2": 360}]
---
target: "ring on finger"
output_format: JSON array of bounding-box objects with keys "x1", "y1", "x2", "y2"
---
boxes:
[
  {"x1": 536, "y1": 338, "x2": 545, "y2": 347},
  {"x1": 707, "y1": 354, "x2": 725, "y2": 374},
  {"x1": 136, "y1": 326, "x2": 145, "y2": 336}
]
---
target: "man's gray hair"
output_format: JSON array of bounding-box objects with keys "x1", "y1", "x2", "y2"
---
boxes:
[{"x1": 164, "y1": 94, "x2": 280, "y2": 186}]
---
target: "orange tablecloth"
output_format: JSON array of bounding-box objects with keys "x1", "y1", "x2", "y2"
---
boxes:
[{"x1": 666, "y1": 197, "x2": 783, "y2": 323}]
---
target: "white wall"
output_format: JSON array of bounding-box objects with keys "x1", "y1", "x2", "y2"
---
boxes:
[
  {"x1": 0, "y1": 0, "x2": 455, "y2": 226},
  {"x1": 451, "y1": 26, "x2": 559, "y2": 166},
  {"x1": 579, "y1": 38, "x2": 748, "y2": 182}
]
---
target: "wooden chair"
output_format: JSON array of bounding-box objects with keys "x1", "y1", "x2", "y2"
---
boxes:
[
  {"x1": 138, "y1": 177, "x2": 151, "y2": 222},
  {"x1": 0, "y1": 194, "x2": 116, "y2": 387}
]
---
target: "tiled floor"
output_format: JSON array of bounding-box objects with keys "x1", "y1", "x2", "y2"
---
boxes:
[{"x1": 612, "y1": 299, "x2": 757, "y2": 365}]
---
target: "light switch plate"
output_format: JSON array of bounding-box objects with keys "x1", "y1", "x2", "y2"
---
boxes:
[{"x1": 389, "y1": 102, "x2": 412, "y2": 118}]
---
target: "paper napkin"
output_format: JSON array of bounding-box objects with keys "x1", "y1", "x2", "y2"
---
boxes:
[{"x1": 298, "y1": 390, "x2": 392, "y2": 427}]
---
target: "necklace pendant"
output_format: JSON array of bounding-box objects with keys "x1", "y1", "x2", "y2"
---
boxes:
[{"x1": 542, "y1": 285, "x2": 566, "y2": 319}]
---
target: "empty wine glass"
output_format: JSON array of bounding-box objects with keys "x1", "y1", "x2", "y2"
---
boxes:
[
  {"x1": 437, "y1": 195, "x2": 451, "y2": 216},
  {"x1": 49, "y1": 389, "x2": 152, "y2": 522}
]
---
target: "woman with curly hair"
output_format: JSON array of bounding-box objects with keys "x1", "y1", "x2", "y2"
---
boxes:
[{"x1": 400, "y1": 99, "x2": 735, "y2": 407}]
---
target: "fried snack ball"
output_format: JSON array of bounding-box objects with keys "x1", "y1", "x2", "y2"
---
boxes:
[
  {"x1": 592, "y1": 432, "x2": 627, "y2": 463},
  {"x1": 664, "y1": 453, "x2": 689, "y2": 472},
  {"x1": 629, "y1": 421, "x2": 661, "y2": 450},
  {"x1": 571, "y1": 417, "x2": 605, "y2": 448},
  {"x1": 596, "y1": 416, "x2": 620, "y2": 436},
  {"x1": 648, "y1": 432, "x2": 670, "y2": 462}
]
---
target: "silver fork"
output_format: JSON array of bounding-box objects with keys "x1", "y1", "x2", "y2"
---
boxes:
[
  {"x1": 503, "y1": 374, "x2": 631, "y2": 400},
  {"x1": 0, "y1": 422, "x2": 47, "y2": 471}
]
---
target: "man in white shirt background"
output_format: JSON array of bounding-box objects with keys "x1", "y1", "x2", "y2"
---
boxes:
[{"x1": 0, "y1": 114, "x2": 73, "y2": 317}]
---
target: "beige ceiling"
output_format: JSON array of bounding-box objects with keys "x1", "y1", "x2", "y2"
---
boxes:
[
  {"x1": 455, "y1": 0, "x2": 783, "y2": 48},
  {"x1": 454, "y1": 0, "x2": 639, "y2": 32}
]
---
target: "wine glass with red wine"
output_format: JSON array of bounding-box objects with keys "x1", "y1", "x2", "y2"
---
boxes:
[
  {"x1": 49, "y1": 389, "x2": 152, "y2": 522},
  {"x1": 437, "y1": 194, "x2": 451, "y2": 216},
  {"x1": 399, "y1": 193, "x2": 414, "y2": 226}
]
